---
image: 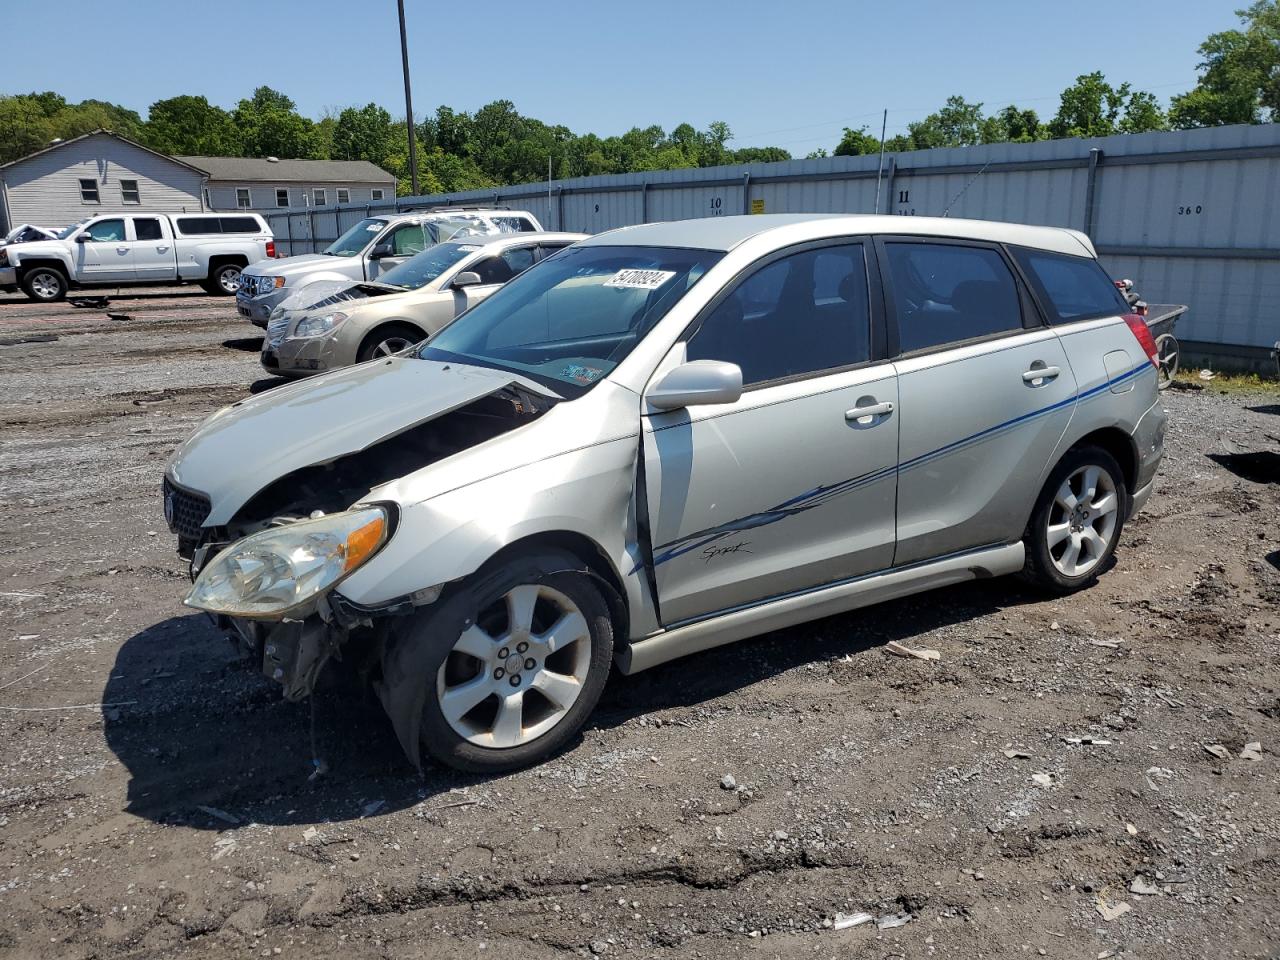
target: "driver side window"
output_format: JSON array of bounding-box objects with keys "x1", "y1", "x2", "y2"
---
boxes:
[
  {"x1": 685, "y1": 243, "x2": 871, "y2": 386},
  {"x1": 84, "y1": 219, "x2": 125, "y2": 243}
]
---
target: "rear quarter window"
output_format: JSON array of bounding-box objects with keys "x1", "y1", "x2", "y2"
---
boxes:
[
  {"x1": 175, "y1": 216, "x2": 264, "y2": 236},
  {"x1": 1011, "y1": 247, "x2": 1128, "y2": 323}
]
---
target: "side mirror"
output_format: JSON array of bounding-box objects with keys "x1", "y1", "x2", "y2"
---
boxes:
[
  {"x1": 370, "y1": 242, "x2": 393, "y2": 259},
  {"x1": 451, "y1": 271, "x2": 482, "y2": 289},
  {"x1": 75, "y1": 234, "x2": 89, "y2": 243},
  {"x1": 646, "y1": 360, "x2": 743, "y2": 411}
]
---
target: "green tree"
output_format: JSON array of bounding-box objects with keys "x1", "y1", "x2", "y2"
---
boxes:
[
  {"x1": 908, "y1": 95, "x2": 986, "y2": 148},
  {"x1": 231, "y1": 86, "x2": 319, "y2": 158},
  {"x1": 0, "y1": 95, "x2": 55, "y2": 163},
  {"x1": 332, "y1": 103, "x2": 396, "y2": 164},
  {"x1": 1170, "y1": 1, "x2": 1280, "y2": 127},
  {"x1": 1049, "y1": 72, "x2": 1166, "y2": 138},
  {"x1": 144, "y1": 95, "x2": 239, "y2": 155},
  {"x1": 834, "y1": 126, "x2": 882, "y2": 156}
]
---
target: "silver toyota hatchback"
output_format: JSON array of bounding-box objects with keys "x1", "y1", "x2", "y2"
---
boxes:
[{"x1": 165, "y1": 214, "x2": 1166, "y2": 773}]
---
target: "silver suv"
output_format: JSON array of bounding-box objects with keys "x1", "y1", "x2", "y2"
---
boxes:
[
  {"x1": 166, "y1": 214, "x2": 1166, "y2": 773},
  {"x1": 236, "y1": 208, "x2": 541, "y2": 326}
]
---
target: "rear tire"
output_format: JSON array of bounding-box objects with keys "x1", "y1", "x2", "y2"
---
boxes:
[
  {"x1": 379, "y1": 549, "x2": 614, "y2": 773},
  {"x1": 202, "y1": 262, "x2": 243, "y2": 296},
  {"x1": 357, "y1": 322, "x2": 424, "y2": 363},
  {"x1": 1019, "y1": 444, "x2": 1127, "y2": 593},
  {"x1": 22, "y1": 267, "x2": 67, "y2": 302}
]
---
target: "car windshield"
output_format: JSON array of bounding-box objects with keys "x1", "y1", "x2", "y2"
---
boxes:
[
  {"x1": 325, "y1": 218, "x2": 387, "y2": 257},
  {"x1": 378, "y1": 241, "x2": 483, "y2": 290},
  {"x1": 57, "y1": 219, "x2": 91, "y2": 239},
  {"x1": 419, "y1": 244, "x2": 723, "y2": 396}
]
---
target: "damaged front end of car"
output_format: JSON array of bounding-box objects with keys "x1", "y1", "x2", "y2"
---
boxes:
[{"x1": 166, "y1": 373, "x2": 558, "y2": 704}]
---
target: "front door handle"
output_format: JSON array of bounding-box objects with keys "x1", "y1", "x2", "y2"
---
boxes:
[
  {"x1": 846, "y1": 400, "x2": 894, "y2": 423},
  {"x1": 1023, "y1": 365, "x2": 1061, "y2": 384},
  {"x1": 157, "y1": 245, "x2": 169, "y2": 253},
  {"x1": 116, "y1": 246, "x2": 129, "y2": 255}
]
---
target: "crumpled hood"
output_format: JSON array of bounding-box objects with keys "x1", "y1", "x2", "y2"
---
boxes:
[{"x1": 168, "y1": 359, "x2": 550, "y2": 525}]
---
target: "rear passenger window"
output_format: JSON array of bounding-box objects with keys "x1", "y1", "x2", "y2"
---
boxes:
[
  {"x1": 133, "y1": 218, "x2": 163, "y2": 241},
  {"x1": 1011, "y1": 247, "x2": 1128, "y2": 323},
  {"x1": 883, "y1": 242, "x2": 1022, "y2": 354},
  {"x1": 686, "y1": 244, "x2": 870, "y2": 386},
  {"x1": 495, "y1": 216, "x2": 537, "y2": 233},
  {"x1": 175, "y1": 217, "x2": 221, "y2": 235}
]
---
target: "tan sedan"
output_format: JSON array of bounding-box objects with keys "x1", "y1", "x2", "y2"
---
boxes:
[{"x1": 260, "y1": 231, "x2": 587, "y2": 377}]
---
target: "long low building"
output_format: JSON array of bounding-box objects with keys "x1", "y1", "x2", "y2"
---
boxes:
[{"x1": 0, "y1": 130, "x2": 395, "y2": 235}]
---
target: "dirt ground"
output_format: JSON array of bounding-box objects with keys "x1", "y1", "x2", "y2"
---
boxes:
[{"x1": 0, "y1": 286, "x2": 1277, "y2": 960}]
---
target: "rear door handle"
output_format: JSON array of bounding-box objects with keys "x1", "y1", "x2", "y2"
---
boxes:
[
  {"x1": 846, "y1": 400, "x2": 894, "y2": 422},
  {"x1": 1023, "y1": 365, "x2": 1060, "y2": 384},
  {"x1": 116, "y1": 246, "x2": 129, "y2": 255}
]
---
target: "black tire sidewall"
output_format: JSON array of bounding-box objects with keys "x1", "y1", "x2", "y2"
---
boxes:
[
  {"x1": 386, "y1": 550, "x2": 614, "y2": 773},
  {"x1": 210, "y1": 264, "x2": 241, "y2": 295},
  {"x1": 23, "y1": 268, "x2": 65, "y2": 302},
  {"x1": 1024, "y1": 445, "x2": 1128, "y2": 592},
  {"x1": 357, "y1": 323, "x2": 422, "y2": 363}
]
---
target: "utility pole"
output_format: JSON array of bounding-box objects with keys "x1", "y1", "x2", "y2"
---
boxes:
[
  {"x1": 397, "y1": 0, "x2": 420, "y2": 196},
  {"x1": 874, "y1": 108, "x2": 887, "y2": 214}
]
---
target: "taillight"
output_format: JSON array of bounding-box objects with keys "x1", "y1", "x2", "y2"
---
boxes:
[
  {"x1": 265, "y1": 240, "x2": 277, "y2": 258},
  {"x1": 1123, "y1": 313, "x2": 1159, "y2": 367}
]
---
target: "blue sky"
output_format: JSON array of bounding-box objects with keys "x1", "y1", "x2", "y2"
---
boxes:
[{"x1": 4, "y1": 0, "x2": 1243, "y2": 153}]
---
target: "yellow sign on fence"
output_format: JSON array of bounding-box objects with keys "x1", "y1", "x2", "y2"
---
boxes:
[{"x1": 750, "y1": 198, "x2": 765, "y2": 215}]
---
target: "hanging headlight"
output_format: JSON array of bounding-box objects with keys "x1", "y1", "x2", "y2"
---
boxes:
[{"x1": 185, "y1": 507, "x2": 389, "y2": 618}]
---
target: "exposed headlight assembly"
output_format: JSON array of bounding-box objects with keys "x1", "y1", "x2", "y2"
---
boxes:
[
  {"x1": 186, "y1": 506, "x2": 389, "y2": 618},
  {"x1": 294, "y1": 311, "x2": 348, "y2": 338}
]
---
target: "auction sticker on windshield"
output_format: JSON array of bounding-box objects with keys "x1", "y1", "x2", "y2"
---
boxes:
[{"x1": 604, "y1": 269, "x2": 676, "y2": 290}]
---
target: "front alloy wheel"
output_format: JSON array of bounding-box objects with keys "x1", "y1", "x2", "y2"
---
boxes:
[
  {"x1": 381, "y1": 549, "x2": 614, "y2": 773},
  {"x1": 437, "y1": 584, "x2": 593, "y2": 749}
]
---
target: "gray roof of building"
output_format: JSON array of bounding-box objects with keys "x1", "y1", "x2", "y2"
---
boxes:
[{"x1": 175, "y1": 156, "x2": 395, "y2": 183}]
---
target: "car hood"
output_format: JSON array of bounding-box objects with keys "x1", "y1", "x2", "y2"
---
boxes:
[
  {"x1": 168, "y1": 358, "x2": 556, "y2": 525},
  {"x1": 244, "y1": 253, "x2": 358, "y2": 280}
]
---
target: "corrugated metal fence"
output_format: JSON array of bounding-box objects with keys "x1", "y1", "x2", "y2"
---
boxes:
[{"x1": 259, "y1": 123, "x2": 1280, "y2": 356}]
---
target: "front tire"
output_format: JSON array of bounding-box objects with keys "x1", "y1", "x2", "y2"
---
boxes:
[
  {"x1": 380, "y1": 549, "x2": 614, "y2": 773},
  {"x1": 22, "y1": 267, "x2": 67, "y2": 302},
  {"x1": 1020, "y1": 445, "x2": 1127, "y2": 593},
  {"x1": 357, "y1": 323, "x2": 423, "y2": 363}
]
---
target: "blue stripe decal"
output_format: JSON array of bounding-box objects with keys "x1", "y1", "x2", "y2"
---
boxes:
[{"x1": 644, "y1": 362, "x2": 1153, "y2": 570}]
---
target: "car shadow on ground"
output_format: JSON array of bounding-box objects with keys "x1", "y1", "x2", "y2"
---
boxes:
[
  {"x1": 222, "y1": 336, "x2": 264, "y2": 352},
  {"x1": 1245, "y1": 403, "x2": 1280, "y2": 416},
  {"x1": 1207, "y1": 451, "x2": 1279, "y2": 484},
  {"x1": 249, "y1": 377, "x2": 293, "y2": 394},
  {"x1": 104, "y1": 576, "x2": 1043, "y2": 830}
]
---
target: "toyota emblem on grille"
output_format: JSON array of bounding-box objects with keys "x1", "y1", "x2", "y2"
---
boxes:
[{"x1": 163, "y1": 490, "x2": 175, "y2": 527}]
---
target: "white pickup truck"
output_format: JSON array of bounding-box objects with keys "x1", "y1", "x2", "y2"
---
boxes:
[
  {"x1": 236, "y1": 208, "x2": 540, "y2": 326},
  {"x1": 0, "y1": 212, "x2": 275, "y2": 302}
]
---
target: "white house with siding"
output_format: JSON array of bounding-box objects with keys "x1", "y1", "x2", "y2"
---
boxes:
[
  {"x1": 0, "y1": 130, "x2": 207, "y2": 235},
  {"x1": 178, "y1": 156, "x2": 396, "y2": 213}
]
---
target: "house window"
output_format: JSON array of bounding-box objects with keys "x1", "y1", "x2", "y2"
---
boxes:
[
  {"x1": 275, "y1": 188, "x2": 290, "y2": 208},
  {"x1": 336, "y1": 188, "x2": 350, "y2": 204},
  {"x1": 202, "y1": 187, "x2": 211, "y2": 209},
  {"x1": 236, "y1": 188, "x2": 251, "y2": 209},
  {"x1": 79, "y1": 178, "x2": 100, "y2": 203},
  {"x1": 371, "y1": 188, "x2": 385, "y2": 201},
  {"x1": 119, "y1": 179, "x2": 141, "y2": 204},
  {"x1": 313, "y1": 188, "x2": 327, "y2": 206}
]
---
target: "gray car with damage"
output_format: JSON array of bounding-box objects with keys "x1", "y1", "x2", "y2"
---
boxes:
[{"x1": 165, "y1": 214, "x2": 1167, "y2": 773}]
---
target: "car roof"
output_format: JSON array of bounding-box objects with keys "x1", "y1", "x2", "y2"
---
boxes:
[
  {"x1": 383, "y1": 209, "x2": 537, "y2": 224},
  {"x1": 579, "y1": 214, "x2": 1095, "y2": 258},
  {"x1": 458, "y1": 231, "x2": 587, "y2": 249}
]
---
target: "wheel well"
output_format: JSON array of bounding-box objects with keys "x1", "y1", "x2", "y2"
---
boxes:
[
  {"x1": 360, "y1": 320, "x2": 428, "y2": 352},
  {"x1": 17, "y1": 259, "x2": 68, "y2": 280},
  {"x1": 208, "y1": 255, "x2": 248, "y2": 274},
  {"x1": 481, "y1": 532, "x2": 629, "y2": 640},
  {"x1": 1068, "y1": 427, "x2": 1138, "y2": 492}
]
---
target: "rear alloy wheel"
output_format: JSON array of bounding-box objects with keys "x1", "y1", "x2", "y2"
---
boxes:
[
  {"x1": 22, "y1": 267, "x2": 66, "y2": 302},
  {"x1": 204, "y1": 263, "x2": 243, "y2": 296},
  {"x1": 1020, "y1": 445, "x2": 1127, "y2": 592},
  {"x1": 357, "y1": 323, "x2": 423, "y2": 363},
  {"x1": 381, "y1": 550, "x2": 614, "y2": 773}
]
